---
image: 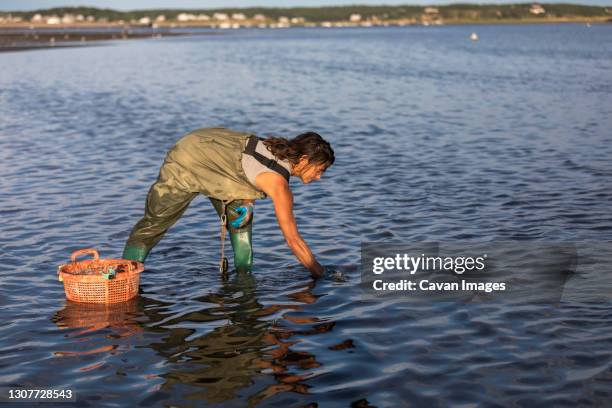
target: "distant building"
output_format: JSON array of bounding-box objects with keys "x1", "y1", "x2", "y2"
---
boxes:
[
  {"x1": 350, "y1": 14, "x2": 362, "y2": 22},
  {"x1": 0, "y1": 14, "x2": 21, "y2": 23},
  {"x1": 75, "y1": 14, "x2": 84, "y2": 21},
  {"x1": 197, "y1": 14, "x2": 210, "y2": 21},
  {"x1": 424, "y1": 7, "x2": 439, "y2": 14},
  {"x1": 155, "y1": 15, "x2": 166, "y2": 22},
  {"x1": 31, "y1": 13, "x2": 43, "y2": 22},
  {"x1": 253, "y1": 14, "x2": 266, "y2": 21},
  {"x1": 61, "y1": 14, "x2": 74, "y2": 24},
  {"x1": 86, "y1": 15, "x2": 95, "y2": 22},
  {"x1": 213, "y1": 13, "x2": 229, "y2": 21},
  {"x1": 47, "y1": 16, "x2": 61, "y2": 24},
  {"x1": 529, "y1": 4, "x2": 546, "y2": 15},
  {"x1": 177, "y1": 13, "x2": 196, "y2": 22},
  {"x1": 138, "y1": 17, "x2": 151, "y2": 25},
  {"x1": 232, "y1": 13, "x2": 246, "y2": 20},
  {"x1": 278, "y1": 16, "x2": 289, "y2": 24},
  {"x1": 291, "y1": 17, "x2": 305, "y2": 24}
]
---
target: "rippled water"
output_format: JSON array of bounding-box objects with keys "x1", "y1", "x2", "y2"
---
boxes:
[{"x1": 1, "y1": 24, "x2": 612, "y2": 407}]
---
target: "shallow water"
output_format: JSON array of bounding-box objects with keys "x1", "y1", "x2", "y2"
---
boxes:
[{"x1": 1, "y1": 24, "x2": 612, "y2": 407}]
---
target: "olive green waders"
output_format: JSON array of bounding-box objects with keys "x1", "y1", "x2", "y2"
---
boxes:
[{"x1": 122, "y1": 127, "x2": 267, "y2": 271}]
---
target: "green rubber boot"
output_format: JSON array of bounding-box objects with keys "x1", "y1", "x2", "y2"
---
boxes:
[
  {"x1": 210, "y1": 198, "x2": 254, "y2": 272},
  {"x1": 229, "y1": 228, "x2": 253, "y2": 273},
  {"x1": 122, "y1": 245, "x2": 149, "y2": 263}
]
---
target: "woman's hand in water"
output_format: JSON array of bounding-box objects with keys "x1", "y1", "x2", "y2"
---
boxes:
[{"x1": 310, "y1": 261, "x2": 324, "y2": 278}]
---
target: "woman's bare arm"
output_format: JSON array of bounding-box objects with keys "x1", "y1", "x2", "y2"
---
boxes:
[{"x1": 255, "y1": 172, "x2": 324, "y2": 276}]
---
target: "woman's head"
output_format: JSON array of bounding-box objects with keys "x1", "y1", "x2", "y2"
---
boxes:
[
  {"x1": 264, "y1": 131, "x2": 334, "y2": 168},
  {"x1": 263, "y1": 132, "x2": 335, "y2": 183}
]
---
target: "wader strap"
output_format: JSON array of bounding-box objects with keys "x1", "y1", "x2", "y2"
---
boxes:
[
  {"x1": 244, "y1": 136, "x2": 290, "y2": 182},
  {"x1": 219, "y1": 201, "x2": 228, "y2": 275}
]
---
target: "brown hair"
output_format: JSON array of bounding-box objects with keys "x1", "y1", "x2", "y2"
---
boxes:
[{"x1": 263, "y1": 132, "x2": 335, "y2": 169}]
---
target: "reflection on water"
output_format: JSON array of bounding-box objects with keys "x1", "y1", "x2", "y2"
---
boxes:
[
  {"x1": 52, "y1": 272, "x2": 348, "y2": 406},
  {"x1": 54, "y1": 299, "x2": 143, "y2": 339}
]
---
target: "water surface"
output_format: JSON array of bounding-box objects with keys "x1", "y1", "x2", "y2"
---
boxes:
[{"x1": 1, "y1": 24, "x2": 612, "y2": 406}]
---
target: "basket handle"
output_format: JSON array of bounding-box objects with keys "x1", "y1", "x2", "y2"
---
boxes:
[
  {"x1": 123, "y1": 262, "x2": 134, "y2": 273},
  {"x1": 71, "y1": 248, "x2": 100, "y2": 263}
]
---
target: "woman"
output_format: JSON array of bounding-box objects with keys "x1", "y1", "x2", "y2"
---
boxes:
[{"x1": 122, "y1": 127, "x2": 334, "y2": 277}]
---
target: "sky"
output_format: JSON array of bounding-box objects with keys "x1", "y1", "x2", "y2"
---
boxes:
[{"x1": 0, "y1": 0, "x2": 610, "y2": 12}]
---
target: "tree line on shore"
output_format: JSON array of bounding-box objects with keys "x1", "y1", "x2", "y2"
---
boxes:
[{"x1": 1, "y1": 4, "x2": 610, "y2": 23}]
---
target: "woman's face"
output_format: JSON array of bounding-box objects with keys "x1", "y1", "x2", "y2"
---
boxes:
[
  {"x1": 295, "y1": 157, "x2": 327, "y2": 184},
  {"x1": 301, "y1": 163, "x2": 327, "y2": 184}
]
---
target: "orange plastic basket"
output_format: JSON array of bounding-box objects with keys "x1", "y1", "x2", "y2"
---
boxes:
[{"x1": 58, "y1": 249, "x2": 144, "y2": 304}]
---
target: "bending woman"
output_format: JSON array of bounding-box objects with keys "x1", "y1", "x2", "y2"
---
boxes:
[{"x1": 122, "y1": 127, "x2": 334, "y2": 277}]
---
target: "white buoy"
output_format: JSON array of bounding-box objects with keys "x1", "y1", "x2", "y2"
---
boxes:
[{"x1": 470, "y1": 32, "x2": 479, "y2": 41}]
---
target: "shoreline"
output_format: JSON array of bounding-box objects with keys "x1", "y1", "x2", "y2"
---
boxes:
[
  {"x1": 1, "y1": 16, "x2": 610, "y2": 29},
  {"x1": 0, "y1": 29, "x2": 218, "y2": 52},
  {"x1": 1, "y1": 19, "x2": 609, "y2": 53}
]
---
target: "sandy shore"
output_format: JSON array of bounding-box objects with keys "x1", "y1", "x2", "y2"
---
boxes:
[{"x1": 0, "y1": 29, "x2": 214, "y2": 52}]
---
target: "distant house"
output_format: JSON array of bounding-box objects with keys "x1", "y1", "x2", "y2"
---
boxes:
[
  {"x1": 232, "y1": 13, "x2": 246, "y2": 20},
  {"x1": 291, "y1": 17, "x2": 305, "y2": 24},
  {"x1": 31, "y1": 13, "x2": 43, "y2": 22},
  {"x1": 213, "y1": 13, "x2": 229, "y2": 21},
  {"x1": 177, "y1": 13, "x2": 196, "y2": 22},
  {"x1": 529, "y1": 4, "x2": 546, "y2": 15},
  {"x1": 155, "y1": 15, "x2": 166, "y2": 22},
  {"x1": 47, "y1": 16, "x2": 61, "y2": 24},
  {"x1": 2, "y1": 14, "x2": 22, "y2": 23},
  {"x1": 61, "y1": 14, "x2": 75, "y2": 24},
  {"x1": 138, "y1": 17, "x2": 151, "y2": 25},
  {"x1": 278, "y1": 16, "x2": 290, "y2": 24},
  {"x1": 253, "y1": 14, "x2": 266, "y2": 21},
  {"x1": 197, "y1": 14, "x2": 210, "y2": 21},
  {"x1": 350, "y1": 14, "x2": 362, "y2": 22},
  {"x1": 424, "y1": 7, "x2": 439, "y2": 15}
]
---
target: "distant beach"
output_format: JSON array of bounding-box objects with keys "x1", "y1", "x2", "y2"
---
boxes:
[{"x1": 0, "y1": 28, "x2": 217, "y2": 52}]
